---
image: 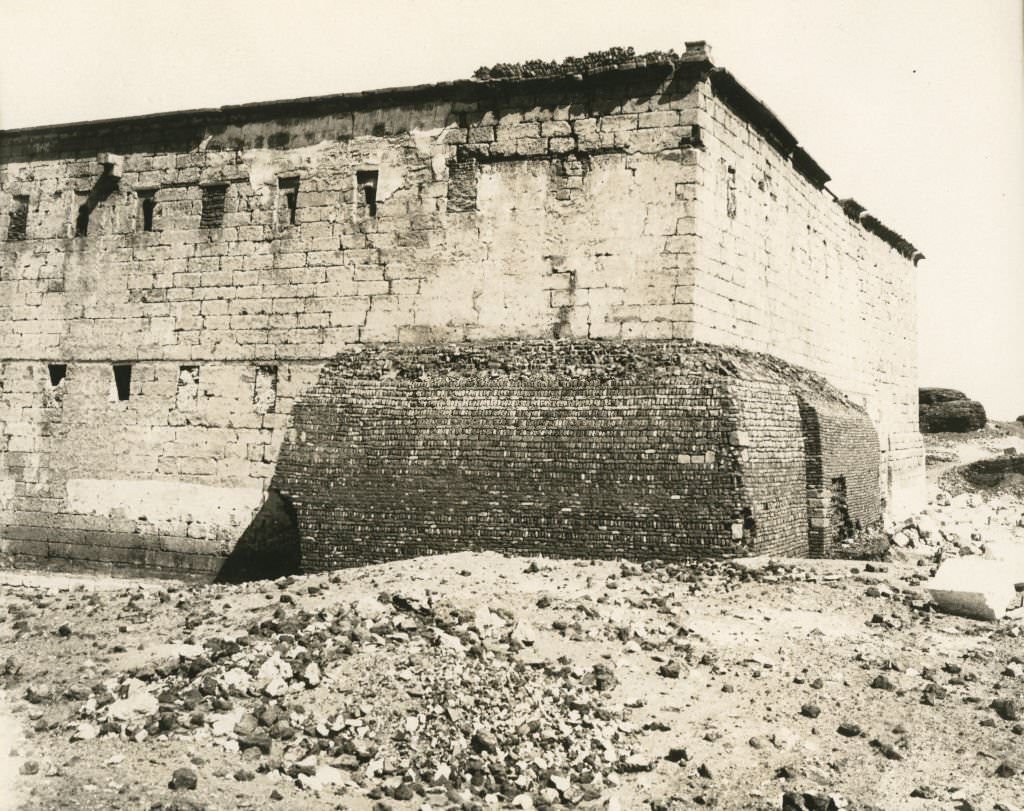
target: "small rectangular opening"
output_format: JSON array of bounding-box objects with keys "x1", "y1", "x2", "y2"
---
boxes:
[
  {"x1": 48, "y1": 364, "x2": 67, "y2": 386},
  {"x1": 113, "y1": 363, "x2": 132, "y2": 401},
  {"x1": 253, "y1": 365, "x2": 278, "y2": 414},
  {"x1": 200, "y1": 184, "x2": 227, "y2": 229},
  {"x1": 8, "y1": 195, "x2": 28, "y2": 240},
  {"x1": 139, "y1": 190, "x2": 156, "y2": 232},
  {"x1": 726, "y1": 165, "x2": 737, "y2": 220},
  {"x1": 278, "y1": 177, "x2": 299, "y2": 226},
  {"x1": 175, "y1": 365, "x2": 199, "y2": 410},
  {"x1": 356, "y1": 170, "x2": 378, "y2": 217}
]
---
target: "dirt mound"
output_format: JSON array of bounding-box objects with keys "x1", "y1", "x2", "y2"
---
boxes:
[
  {"x1": 4, "y1": 552, "x2": 1024, "y2": 810},
  {"x1": 960, "y1": 455, "x2": 1024, "y2": 492}
]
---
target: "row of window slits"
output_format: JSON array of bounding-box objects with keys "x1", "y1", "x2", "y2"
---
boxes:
[
  {"x1": 44, "y1": 362, "x2": 278, "y2": 405},
  {"x1": 4, "y1": 172, "x2": 379, "y2": 240}
]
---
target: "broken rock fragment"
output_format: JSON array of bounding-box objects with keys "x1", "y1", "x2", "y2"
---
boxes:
[
  {"x1": 169, "y1": 767, "x2": 198, "y2": 790},
  {"x1": 991, "y1": 697, "x2": 1021, "y2": 722},
  {"x1": 926, "y1": 558, "x2": 1019, "y2": 620}
]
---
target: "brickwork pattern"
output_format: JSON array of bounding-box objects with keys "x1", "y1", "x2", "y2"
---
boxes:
[
  {"x1": 273, "y1": 341, "x2": 875, "y2": 571},
  {"x1": 798, "y1": 396, "x2": 882, "y2": 557}
]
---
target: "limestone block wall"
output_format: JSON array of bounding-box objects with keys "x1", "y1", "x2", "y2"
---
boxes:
[
  {"x1": 0, "y1": 358, "x2": 320, "y2": 577},
  {"x1": 685, "y1": 71, "x2": 924, "y2": 518},
  {"x1": 0, "y1": 47, "x2": 919, "y2": 576}
]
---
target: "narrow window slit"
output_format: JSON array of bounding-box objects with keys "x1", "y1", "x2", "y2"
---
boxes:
[
  {"x1": 8, "y1": 195, "x2": 29, "y2": 240},
  {"x1": 357, "y1": 170, "x2": 378, "y2": 217},
  {"x1": 200, "y1": 184, "x2": 227, "y2": 229},
  {"x1": 278, "y1": 177, "x2": 299, "y2": 226},
  {"x1": 726, "y1": 165, "x2": 737, "y2": 220},
  {"x1": 254, "y1": 365, "x2": 278, "y2": 414},
  {"x1": 175, "y1": 365, "x2": 200, "y2": 410},
  {"x1": 75, "y1": 205, "x2": 90, "y2": 237},
  {"x1": 113, "y1": 364, "x2": 132, "y2": 401},
  {"x1": 48, "y1": 364, "x2": 67, "y2": 386},
  {"x1": 139, "y1": 190, "x2": 156, "y2": 232}
]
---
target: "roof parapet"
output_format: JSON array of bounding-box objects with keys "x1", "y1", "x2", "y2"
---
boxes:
[
  {"x1": 839, "y1": 199, "x2": 924, "y2": 265},
  {"x1": 708, "y1": 68, "x2": 921, "y2": 264}
]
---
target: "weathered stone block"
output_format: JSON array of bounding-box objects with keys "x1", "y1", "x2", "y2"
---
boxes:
[{"x1": 927, "y1": 558, "x2": 1019, "y2": 621}]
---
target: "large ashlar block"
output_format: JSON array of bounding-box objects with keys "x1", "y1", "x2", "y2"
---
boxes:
[{"x1": 926, "y1": 557, "x2": 1022, "y2": 621}]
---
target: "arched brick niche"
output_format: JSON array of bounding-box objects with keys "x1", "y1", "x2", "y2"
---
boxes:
[{"x1": 797, "y1": 396, "x2": 882, "y2": 558}]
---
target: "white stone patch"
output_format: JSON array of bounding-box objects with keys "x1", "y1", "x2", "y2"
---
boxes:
[
  {"x1": 0, "y1": 477, "x2": 14, "y2": 511},
  {"x1": 65, "y1": 479, "x2": 264, "y2": 528},
  {"x1": 926, "y1": 557, "x2": 1021, "y2": 621}
]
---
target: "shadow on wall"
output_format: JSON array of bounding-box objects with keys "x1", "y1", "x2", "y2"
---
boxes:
[{"x1": 215, "y1": 490, "x2": 300, "y2": 583}]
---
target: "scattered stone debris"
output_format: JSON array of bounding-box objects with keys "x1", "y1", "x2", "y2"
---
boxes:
[{"x1": 2, "y1": 450, "x2": 1022, "y2": 810}]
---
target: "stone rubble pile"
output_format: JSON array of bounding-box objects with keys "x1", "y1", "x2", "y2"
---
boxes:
[
  {"x1": 892, "y1": 490, "x2": 1024, "y2": 559},
  {"x1": 5, "y1": 552, "x2": 1023, "y2": 809},
  {"x1": 19, "y1": 580, "x2": 666, "y2": 808}
]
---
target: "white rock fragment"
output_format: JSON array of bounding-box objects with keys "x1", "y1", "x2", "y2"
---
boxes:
[
  {"x1": 510, "y1": 621, "x2": 538, "y2": 646},
  {"x1": 219, "y1": 667, "x2": 253, "y2": 695},
  {"x1": 106, "y1": 689, "x2": 158, "y2": 721},
  {"x1": 433, "y1": 630, "x2": 465, "y2": 654},
  {"x1": 926, "y1": 557, "x2": 1020, "y2": 620},
  {"x1": 473, "y1": 606, "x2": 504, "y2": 636},
  {"x1": 297, "y1": 763, "x2": 344, "y2": 791},
  {"x1": 210, "y1": 708, "x2": 244, "y2": 737},
  {"x1": 255, "y1": 655, "x2": 293, "y2": 694},
  {"x1": 71, "y1": 722, "x2": 100, "y2": 741},
  {"x1": 354, "y1": 595, "x2": 386, "y2": 619},
  {"x1": 302, "y1": 662, "x2": 322, "y2": 687}
]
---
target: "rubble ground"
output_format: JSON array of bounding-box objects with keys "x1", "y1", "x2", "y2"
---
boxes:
[{"x1": 1, "y1": 429, "x2": 1023, "y2": 811}]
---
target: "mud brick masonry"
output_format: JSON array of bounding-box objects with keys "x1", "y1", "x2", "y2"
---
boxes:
[{"x1": 0, "y1": 43, "x2": 924, "y2": 578}]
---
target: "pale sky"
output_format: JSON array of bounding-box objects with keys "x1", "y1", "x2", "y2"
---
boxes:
[{"x1": 2, "y1": 0, "x2": 1022, "y2": 418}]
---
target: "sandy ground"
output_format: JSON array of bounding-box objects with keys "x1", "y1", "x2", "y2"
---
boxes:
[{"x1": 1, "y1": 426, "x2": 1022, "y2": 811}]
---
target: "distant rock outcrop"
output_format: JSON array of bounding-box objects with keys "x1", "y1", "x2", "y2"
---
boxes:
[{"x1": 919, "y1": 388, "x2": 987, "y2": 433}]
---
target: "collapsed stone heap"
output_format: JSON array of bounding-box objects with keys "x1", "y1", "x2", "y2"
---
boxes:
[{"x1": 19, "y1": 578, "x2": 656, "y2": 807}]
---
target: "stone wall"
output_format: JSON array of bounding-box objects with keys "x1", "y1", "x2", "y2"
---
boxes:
[
  {"x1": 274, "y1": 341, "x2": 876, "y2": 571},
  {"x1": 0, "y1": 45, "x2": 917, "y2": 576},
  {"x1": 687, "y1": 69, "x2": 923, "y2": 517},
  {"x1": 798, "y1": 396, "x2": 882, "y2": 557},
  {"x1": 1, "y1": 60, "x2": 712, "y2": 575},
  {"x1": 0, "y1": 358, "x2": 320, "y2": 577}
]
